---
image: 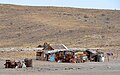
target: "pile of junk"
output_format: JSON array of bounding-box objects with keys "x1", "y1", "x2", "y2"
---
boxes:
[
  {"x1": 4, "y1": 58, "x2": 32, "y2": 68},
  {"x1": 36, "y1": 43, "x2": 104, "y2": 63},
  {"x1": 46, "y1": 49, "x2": 104, "y2": 63}
]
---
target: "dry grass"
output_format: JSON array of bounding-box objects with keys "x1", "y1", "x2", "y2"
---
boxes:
[
  {"x1": 0, "y1": 4, "x2": 120, "y2": 50},
  {"x1": 0, "y1": 51, "x2": 36, "y2": 59}
]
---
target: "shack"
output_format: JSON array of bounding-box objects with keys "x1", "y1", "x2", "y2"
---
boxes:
[{"x1": 36, "y1": 43, "x2": 68, "y2": 61}]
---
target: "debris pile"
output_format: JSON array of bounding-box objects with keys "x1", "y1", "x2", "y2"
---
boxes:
[
  {"x1": 36, "y1": 43, "x2": 104, "y2": 63},
  {"x1": 4, "y1": 58, "x2": 32, "y2": 68}
]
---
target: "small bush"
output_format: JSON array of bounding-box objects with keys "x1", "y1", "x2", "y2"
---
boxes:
[
  {"x1": 63, "y1": 13, "x2": 72, "y2": 16},
  {"x1": 84, "y1": 20, "x2": 87, "y2": 22},
  {"x1": 84, "y1": 15, "x2": 89, "y2": 18},
  {"x1": 106, "y1": 18, "x2": 110, "y2": 20},
  {"x1": 101, "y1": 14, "x2": 105, "y2": 16},
  {"x1": 37, "y1": 45, "x2": 42, "y2": 47}
]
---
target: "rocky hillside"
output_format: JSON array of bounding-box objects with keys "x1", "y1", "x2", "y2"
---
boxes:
[{"x1": 0, "y1": 4, "x2": 120, "y2": 48}]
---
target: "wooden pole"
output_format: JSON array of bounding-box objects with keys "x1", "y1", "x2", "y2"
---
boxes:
[{"x1": 107, "y1": 55, "x2": 109, "y2": 62}]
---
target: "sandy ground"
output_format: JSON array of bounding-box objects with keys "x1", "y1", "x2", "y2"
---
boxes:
[{"x1": 0, "y1": 53, "x2": 120, "y2": 75}]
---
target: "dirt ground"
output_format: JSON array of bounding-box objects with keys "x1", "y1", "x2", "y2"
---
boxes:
[
  {"x1": 0, "y1": 59, "x2": 120, "y2": 75},
  {"x1": 0, "y1": 51, "x2": 120, "y2": 75}
]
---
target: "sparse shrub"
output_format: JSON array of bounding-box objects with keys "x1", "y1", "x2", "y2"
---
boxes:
[
  {"x1": 84, "y1": 20, "x2": 87, "y2": 22},
  {"x1": 37, "y1": 45, "x2": 42, "y2": 47},
  {"x1": 58, "y1": 30, "x2": 61, "y2": 33},
  {"x1": 26, "y1": 9, "x2": 28, "y2": 11},
  {"x1": 17, "y1": 33, "x2": 21, "y2": 37},
  {"x1": 10, "y1": 22, "x2": 13, "y2": 25},
  {"x1": 1, "y1": 51, "x2": 4, "y2": 53},
  {"x1": 91, "y1": 22, "x2": 93, "y2": 23},
  {"x1": 106, "y1": 18, "x2": 110, "y2": 20},
  {"x1": 105, "y1": 21, "x2": 109, "y2": 24},
  {"x1": 38, "y1": 9, "x2": 41, "y2": 11},
  {"x1": 20, "y1": 49, "x2": 23, "y2": 51},
  {"x1": 101, "y1": 35, "x2": 105, "y2": 38},
  {"x1": 63, "y1": 13, "x2": 72, "y2": 16},
  {"x1": 68, "y1": 30, "x2": 73, "y2": 33},
  {"x1": 84, "y1": 15, "x2": 89, "y2": 18},
  {"x1": 108, "y1": 26, "x2": 111, "y2": 29},
  {"x1": 18, "y1": 27, "x2": 21, "y2": 29},
  {"x1": 101, "y1": 14, "x2": 105, "y2": 16}
]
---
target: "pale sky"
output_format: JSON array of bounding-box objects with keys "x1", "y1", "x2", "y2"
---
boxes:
[{"x1": 0, "y1": 0, "x2": 120, "y2": 10}]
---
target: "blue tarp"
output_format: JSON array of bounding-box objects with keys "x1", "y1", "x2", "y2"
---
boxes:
[{"x1": 50, "y1": 55, "x2": 55, "y2": 62}]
